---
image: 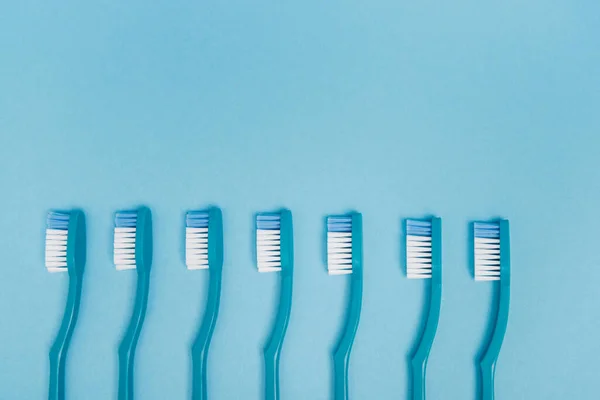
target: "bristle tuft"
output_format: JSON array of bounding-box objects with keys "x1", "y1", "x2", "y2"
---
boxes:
[
  {"x1": 114, "y1": 211, "x2": 137, "y2": 270},
  {"x1": 406, "y1": 219, "x2": 432, "y2": 279},
  {"x1": 327, "y1": 216, "x2": 353, "y2": 275},
  {"x1": 256, "y1": 214, "x2": 281, "y2": 272},
  {"x1": 45, "y1": 212, "x2": 70, "y2": 272},
  {"x1": 474, "y1": 222, "x2": 501, "y2": 281},
  {"x1": 186, "y1": 211, "x2": 210, "y2": 270}
]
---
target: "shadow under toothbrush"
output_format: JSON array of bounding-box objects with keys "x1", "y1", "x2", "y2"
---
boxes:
[
  {"x1": 252, "y1": 212, "x2": 259, "y2": 271},
  {"x1": 400, "y1": 218, "x2": 407, "y2": 279},
  {"x1": 467, "y1": 222, "x2": 475, "y2": 280},
  {"x1": 321, "y1": 215, "x2": 329, "y2": 273},
  {"x1": 180, "y1": 209, "x2": 187, "y2": 266}
]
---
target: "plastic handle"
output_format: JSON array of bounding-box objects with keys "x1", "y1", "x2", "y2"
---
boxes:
[
  {"x1": 480, "y1": 286, "x2": 509, "y2": 400},
  {"x1": 411, "y1": 281, "x2": 442, "y2": 400},
  {"x1": 264, "y1": 274, "x2": 293, "y2": 400},
  {"x1": 48, "y1": 275, "x2": 83, "y2": 400},
  {"x1": 118, "y1": 270, "x2": 150, "y2": 400},
  {"x1": 480, "y1": 218, "x2": 511, "y2": 400},
  {"x1": 192, "y1": 270, "x2": 223, "y2": 400},
  {"x1": 333, "y1": 274, "x2": 363, "y2": 400},
  {"x1": 411, "y1": 217, "x2": 442, "y2": 400}
]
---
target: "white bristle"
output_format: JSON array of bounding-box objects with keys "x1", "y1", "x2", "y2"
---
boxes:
[
  {"x1": 327, "y1": 216, "x2": 353, "y2": 275},
  {"x1": 474, "y1": 222, "x2": 501, "y2": 281},
  {"x1": 114, "y1": 211, "x2": 138, "y2": 271},
  {"x1": 257, "y1": 230, "x2": 281, "y2": 272},
  {"x1": 406, "y1": 220, "x2": 432, "y2": 279},
  {"x1": 45, "y1": 213, "x2": 70, "y2": 273},
  {"x1": 256, "y1": 215, "x2": 282, "y2": 273},
  {"x1": 114, "y1": 227, "x2": 136, "y2": 270},
  {"x1": 186, "y1": 227, "x2": 209, "y2": 270},
  {"x1": 185, "y1": 211, "x2": 212, "y2": 270}
]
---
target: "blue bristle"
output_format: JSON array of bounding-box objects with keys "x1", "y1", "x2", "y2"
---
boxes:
[
  {"x1": 257, "y1": 214, "x2": 280, "y2": 230},
  {"x1": 327, "y1": 216, "x2": 352, "y2": 232},
  {"x1": 187, "y1": 211, "x2": 209, "y2": 228},
  {"x1": 115, "y1": 211, "x2": 137, "y2": 228},
  {"x1": 474, "y1": 222, "x2": 500, "y2": 239},
  {"x1": 47, "y1": 212, "x2": 69, "y2": 230},
  {"x1": 406, "y1": 219, "x2": 432, "y2": 237}
]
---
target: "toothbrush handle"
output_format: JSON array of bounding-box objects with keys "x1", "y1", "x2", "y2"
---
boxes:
[
  {"x1": 49, "y1": 275, "x2": 82, "y2": 400},
  {"x1": 480, "y1": 285, "x2": 510, "y2": 400},
  {"x1": 118, "y1": 271, "x2": 150, "y2": 400},
  {"x1": 264, "y1": 274, "x2": 293, "y2": 400},
  {"x1": 192, "y1": 270, "x2": 223, "y2": 400},
  {"x1": 411, "y1": 281, "x2": 442, "y2": 400},
  {"x1": 333, "y1": 274, "x2": 363, "y2": 400}
]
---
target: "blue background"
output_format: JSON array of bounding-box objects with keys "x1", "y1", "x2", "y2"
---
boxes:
[{"x1": 1, "y1": 1, "x2": 599, "y2": 399}]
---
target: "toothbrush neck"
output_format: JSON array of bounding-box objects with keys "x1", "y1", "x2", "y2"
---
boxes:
[{"x1": 351, "y1": 266, "x2": 363, "y2": 280}]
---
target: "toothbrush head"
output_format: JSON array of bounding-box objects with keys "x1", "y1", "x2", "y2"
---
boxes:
[
  {"x1": 326, "y1": 212, "x2": 363, "y2": 276},
  {"x1": 327, "y1": 216, "x2": 353, "y2": 275},
  {"x1": 406, "y1": 219, "x2": 434, "y2": 279},
  {"x1": 185, "y1": 207, "x2": 223, "y2": 271},
  {"x1": 45, "y1": 210, "x2": 86, "y2": 276},
  {"x1": 474, "y1": 220, "x2": 509, "y2": 282},
  {"x1": 114, "y1": 206, "x2": 152, "y2": 272},
  {"x1": 256, "y1": 209, "x2": 293, "y2": 275}
]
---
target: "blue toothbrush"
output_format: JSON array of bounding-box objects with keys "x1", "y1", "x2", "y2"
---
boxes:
[
  {"x1": 113, "y1": 206, "x2": 153, "y2": 400},
  {"x1": 256, "y1": 209, "x2": 294, "y2": 400},
  {"x1": 327, "y1": 212, "x2": 363, "y2": 400},
  {"x1": 187, "y1": 208, "x2": 224, "y2": 400},
  {"x1": 474, "y1": 220, "x2": 511, "y2": 400},
  {"x1": 45, "y1": 210, "x2": 86, "y2": 400},
  {"x1": 406, "y1": 217, "x2": 442, "y2": 400}
]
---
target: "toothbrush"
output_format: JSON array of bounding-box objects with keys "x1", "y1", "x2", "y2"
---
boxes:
[
  {"x1": 326, "y1": 212, "x2": 363, "y2": 400},
  {"x1": 406, "y1": 217, "x2": 442, "y2": 400},
  {"x1": 187, "y1": 208, "x2": 224, "y2": 400},
  {"x1": 114, "y1": 206, "x2": 153, "y2": 400},
  {"x1": 256, "y1": 209, "x2": 294, "y2": 400},
  {"x1": 474, "y1": 220, "x2": 511, "y2": 400},
  {"x1": 46, "y1": 210, "x2": 86, "y2": 400}
]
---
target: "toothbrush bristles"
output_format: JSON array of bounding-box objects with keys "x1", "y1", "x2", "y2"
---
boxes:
[
  {"x1": 186, "y1": 211, "x2": 210, "y2": 270},
  {"x1": 114, "y1": 211, "x2": 137, "y2": 271},
  {"x1": 406, "y1": 219, "x2": 432, "y2": 279},
  {"x1": 45, "y1": 212, "x2": 70, "y2": 273},
  {"x1": 474, "y1": 222, "x2": 501, "y2": 281},
  {"x1": 256, "y1": 214, "x2": 281, "y2": 273},
  {"x1": 327, "y1": 216, "x2": 353, "y2": 275}
]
